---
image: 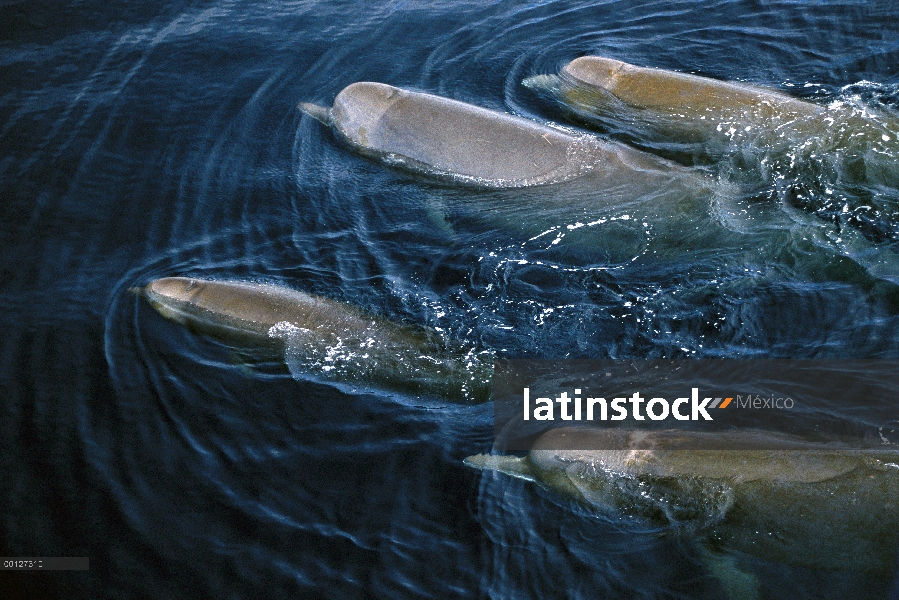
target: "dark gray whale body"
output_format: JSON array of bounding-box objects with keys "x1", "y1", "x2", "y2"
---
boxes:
[{"x1": 137, "y1": 277, "x2": 491, "y2": 403}]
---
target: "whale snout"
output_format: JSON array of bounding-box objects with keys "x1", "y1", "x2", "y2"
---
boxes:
[{"x1": 297, "y1": 102, "x2": 332, "y2": 126}]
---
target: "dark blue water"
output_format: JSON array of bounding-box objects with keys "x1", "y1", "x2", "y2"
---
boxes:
[{"x1": 3, "y1": 0, "x2": 899, "y2": 598}]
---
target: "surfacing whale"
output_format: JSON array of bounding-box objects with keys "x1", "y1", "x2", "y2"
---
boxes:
[
  {"x1": 299, "y1": 82, "x2": 735, "y2": 267},
  {"x1": 299, "y1": 81, "x2": 700, "y2": 189},
  {"x1": 135, "y1": 277, "x2": 491, "y2": 403},
  {"x1": 525, "y1": 56, "x2": 899, "y2": 284},
  {"x1": 524, "y1": 55, "x2": 899, "y2": 157},
  {"x1": 466, "y1": 427, "x2": 899, "y2": 597}
]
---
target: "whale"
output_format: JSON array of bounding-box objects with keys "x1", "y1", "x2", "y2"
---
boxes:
[
  {"x1": 523, "y1": 56, "x2": 899, "y2": 157},
  {"x1": 299, "y1": 82, "x2": 738, "y2": 264},
  {"x1": 524, "y1": 57, "x2": 899, "y2": 281},
  {"x1": 298, "y1": 81, "x2": 705, "y2": 189},
  {"x1": 466, "y1": 427, "x2": 899, "y2": 597},
  {"x1": 135, "y1": 277, "x2": 491, "y2": 403},
  {"x1": 526, "y1": 56, "x2": 820, "y2": 129}
]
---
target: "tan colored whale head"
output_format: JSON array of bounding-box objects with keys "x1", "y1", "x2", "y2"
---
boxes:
[
  {"x1": 139, "y1": 277, "x2": 210, "y2": 329},
  {"x1": 562, "y1": 56, "x2": 628, "y2": 91},
  {"x1": 331, "y1": 81, "x2": 402, "y2": 146},
  {"x1": 145, "y1": 276, "x2": 200, "y2": 303},
  {"x1": 557, "y1": 55, "x2": 823, "y2": 118}
]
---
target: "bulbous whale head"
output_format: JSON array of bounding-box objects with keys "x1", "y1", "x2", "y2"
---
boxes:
[
  {"x1": 300, "y1": 81, "x2": 631, "y2": 186},
  {"x1": 139, "y1": 277, "x2": 210, "y2": 329},
  {"x1": 331, "y1": 81, "x2": 402, "y2": 146},
  {"x1": 562, "y1": 56, "x2": 627, "y2": 91},
  {"x1": 145, "y1": 276, "x2": 199, "y2": 303},
  {"x1": 142, "y1": 277, "x2": 251, "y2": 324},
  {"x1": 558, "y1": 55, "x2": 821, "y2": 117}
]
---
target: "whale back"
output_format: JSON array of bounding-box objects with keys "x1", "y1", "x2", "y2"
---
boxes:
[
  {"x1": 528, "y1": 427, "x2": 889, "y2": 484},
  {"x1": 516, "y1": 427, "x2": 899, "y2": 572},
  {"x1": 560, "y1": 56, "x2": 822, "y2": 120},
  {"x1": 143, "y1": 277, "x2": 434, "y2": 348},
  {"x1": 330, "y1": 81, "x2": 598, "y2": 186}
]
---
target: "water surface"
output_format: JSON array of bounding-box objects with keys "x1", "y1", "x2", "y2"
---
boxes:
[{"x1": 3, "y1": 0, "x2": 899, "y2": 598}]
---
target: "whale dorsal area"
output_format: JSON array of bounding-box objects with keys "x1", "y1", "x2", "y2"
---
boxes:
[
  {"x1": 529, "y1": 427, "x2": 872, "y2": 485},
  {"x1": 331, "y1": 81, "x2": 594, "y2": 186},
  {"x1": 561, "y1": 56, "x2": 822, "y2": 121}
]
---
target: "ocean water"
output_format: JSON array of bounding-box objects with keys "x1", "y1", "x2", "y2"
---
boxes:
[{"x1": 2, "y1": 0, "x2": 899, "y2": 598}]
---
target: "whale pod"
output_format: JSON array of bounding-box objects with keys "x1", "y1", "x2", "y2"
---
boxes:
[
  {"x1": 137, "y1": 277, "x2": 491, "y2": 402},
  {"x1": 466, "y1": 427, "x2": 899, "y2": 576},
  {"x1": 299, "y1": 81, "x2": 695, "y2": 188},
  {"x1": 300, "y1": 83, "x2": 899, "y2": 289}
]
